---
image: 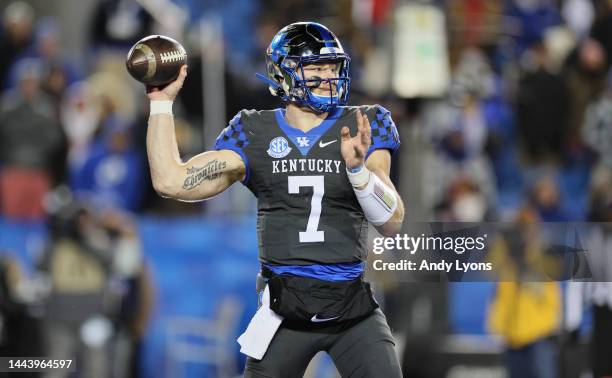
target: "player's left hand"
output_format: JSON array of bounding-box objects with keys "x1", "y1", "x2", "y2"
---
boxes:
[{"x1": 340, "y1": 111, "x2": 371, "y2": 169}]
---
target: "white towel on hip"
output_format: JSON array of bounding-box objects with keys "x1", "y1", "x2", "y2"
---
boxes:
[{"x1": 237, "y1": 285, "x2": 284, "y2": 360}]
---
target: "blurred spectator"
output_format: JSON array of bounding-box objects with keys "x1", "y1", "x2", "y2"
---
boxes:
[
  {"x1": 5, "y1": 17, "x2": 81, "y2": 93},
  {"x1": 516, "y1": 41, "x2": 570, "y2": 163},
  {"x1": 69, "y1": 115, "x2": 147, "y2": 212},
  {"x1": 582, "y1": 70, "x2": 612, "y2": 169},
  {"x1": 561, "y1": 0, "x2": 594, "y2": 39},
  {"x1": 0, "y1": 58, "x2": 67, "y2": 220},
  {"x1": 564, "y1": 38, "x2": 608, "y2": 146},
  {"x1": 587, "y1": 164, "x2": 612, "y2": 224},
  {"x1": 88, "y1": 71, "x2": 137, "y2": 125},
  {"x1": 39, "y1": 194, "x2": 151, "y2": 378},
  {"x1": 0, "y1": 255, "x2": 45, "y2": 361},
  {"x1": 87, "y1": 0, "x2": 156, "y2": 87},
  {"x1": 446, "y1": 0, "x2": 505, "y2": 63},
  {"x1": 60, "y1": 81, "x2": 102, "y2": 166},
  {"x1": 0, "y1": 1, "x2": 34, "y2": 88},
  {"x1": 89, "y1": 0, "x2": 154, "y2": 50},
  {"x1": 528, "y1": 174, "x2": 572, "y2": 222},
  {"x1": 506, "y1": 0, "x2": 563, "y2": 57},
  {"x1": 590, "y1": 0, "x2": 612, "y2": 70},
  {"x1": 65, "y1": 70, "x2": 144, "y2": 213},
  {"x1": 487, "y1": 207, "x2": 562, "y2": 378},
  {"x1": 445, "y1": 49, "x2": 493, "y2": 158},
  {"x1": 31, "y1": 18, "x2": 80, "y2": 114},
  {"x1": 421, "y1": 49, "x2": 499, "y2": 214},
  {"x1": 434, "y1": 176, "x2": 491, "y2": 222}
]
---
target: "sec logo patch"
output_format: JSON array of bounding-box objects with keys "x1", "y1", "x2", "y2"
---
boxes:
[{"x1": 267, "y1": 136, "x2": 292, "y2": 158}]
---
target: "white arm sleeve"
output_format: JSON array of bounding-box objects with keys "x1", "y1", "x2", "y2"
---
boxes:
[{"x1": 348, "y1": 167, "x2": 398, "y2": 226}]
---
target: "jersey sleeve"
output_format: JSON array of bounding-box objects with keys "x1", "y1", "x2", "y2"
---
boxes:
[
  {"x1": 214, "y1": 111, "x2": 250, "y2": 183},
  {"x1": 365, "y1": 105, "x2": 401, "y2": 159}
]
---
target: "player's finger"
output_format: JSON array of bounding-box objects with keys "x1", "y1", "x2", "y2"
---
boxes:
[
  {"x1": 356, "y1": 110, "x2": 363, "y2": 126},
  {"x1": 340, "y1": 126, "x2": 351, "y2": 141},
  {"x1": 362, "y1": 113, "x2": 371, "y2": 141},
  {"x1": 356, "y1": 111, "x2": 364, "y2": 135},
  {"x1": 179, "y1": 64, "x2": 188, "y2": 78},
  {"x1": 360, "y1": 131, "x2": 368, "y2": 147},
  {"x1": 354, "y1": 112, "x2": 364, "y2": 141},
  {"x1": 359, "y1": 113, "x2": 369, "y2": 145},
  {"x1": 175, "y1": 65, "x2": 188, "y2": 85}
]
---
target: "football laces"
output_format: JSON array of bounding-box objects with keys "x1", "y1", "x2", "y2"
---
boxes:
[{"x1": 160, "y1": 50, "x2": 186, "y2": 64}]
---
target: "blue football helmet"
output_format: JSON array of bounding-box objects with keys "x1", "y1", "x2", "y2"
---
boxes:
[{"x1": 256, "y1": 22, "x2": 351, "y2": 113}]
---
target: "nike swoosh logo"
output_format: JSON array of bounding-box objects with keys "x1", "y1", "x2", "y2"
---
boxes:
[
  {"x1": 310, "y1": 314, "x2": 341, "y2": 323},
  {"x1": 319, "y1": 139, "x2": 337, "y2": 148}
]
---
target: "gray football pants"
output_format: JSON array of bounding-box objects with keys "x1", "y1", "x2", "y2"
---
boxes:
[{"x1": 244, "y1": 309, "x2": 402, "y2": 378}]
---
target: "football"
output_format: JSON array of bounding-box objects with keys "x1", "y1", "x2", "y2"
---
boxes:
[{"x1": 125, "y1": 35, "x2": 187, "y2": 86}]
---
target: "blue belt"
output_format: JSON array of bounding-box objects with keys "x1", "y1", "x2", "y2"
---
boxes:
[{"x1": 262, "y1": 262, "x2": 364, "y2": 282}]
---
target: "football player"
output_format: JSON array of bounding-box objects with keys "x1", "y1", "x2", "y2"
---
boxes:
[{"x1": 146, "y1": 22, "x2": 404, "y2": 377}]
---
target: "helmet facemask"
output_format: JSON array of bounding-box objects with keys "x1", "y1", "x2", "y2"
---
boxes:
[{"x1": 265, "y1": 54, "x2": 351, "y2": 113}]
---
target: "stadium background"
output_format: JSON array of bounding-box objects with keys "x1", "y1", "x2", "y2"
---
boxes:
[{"x1": 0, "y1": 0, "x2": 611, "y2": 377}]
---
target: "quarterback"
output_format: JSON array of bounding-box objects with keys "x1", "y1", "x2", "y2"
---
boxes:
[{"x1": 146, "y1": 22, "x2": 404, "y2": 377}]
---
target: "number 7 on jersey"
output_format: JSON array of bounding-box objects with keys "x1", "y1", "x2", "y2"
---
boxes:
[{"x1": 288, "y1": 176, "x2": 325, "y2": 242}]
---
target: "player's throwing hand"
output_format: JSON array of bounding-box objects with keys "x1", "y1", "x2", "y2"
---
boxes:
[
  {"x1": 340, "y1": 111, "x2": 371, "y2": 170},
  {"x1": 146, "y1": 65, "x2": 188, "y2": 102}
]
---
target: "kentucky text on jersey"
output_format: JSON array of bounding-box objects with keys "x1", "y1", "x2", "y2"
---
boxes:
[{"x1": 272, "y1": 159, "x2": 342, "y2": 174}]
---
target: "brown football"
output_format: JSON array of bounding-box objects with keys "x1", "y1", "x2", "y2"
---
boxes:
[{"x1": 126, "y1": 35, "x2": 187, "y2": 86}]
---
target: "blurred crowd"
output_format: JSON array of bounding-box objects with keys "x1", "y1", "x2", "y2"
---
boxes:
[
  {"x1": 0, "y1": 0, "x2": 611, "y2": 377},
  {"x1": 0, "y1": 0, "x2": 609, "y2": 221}
]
